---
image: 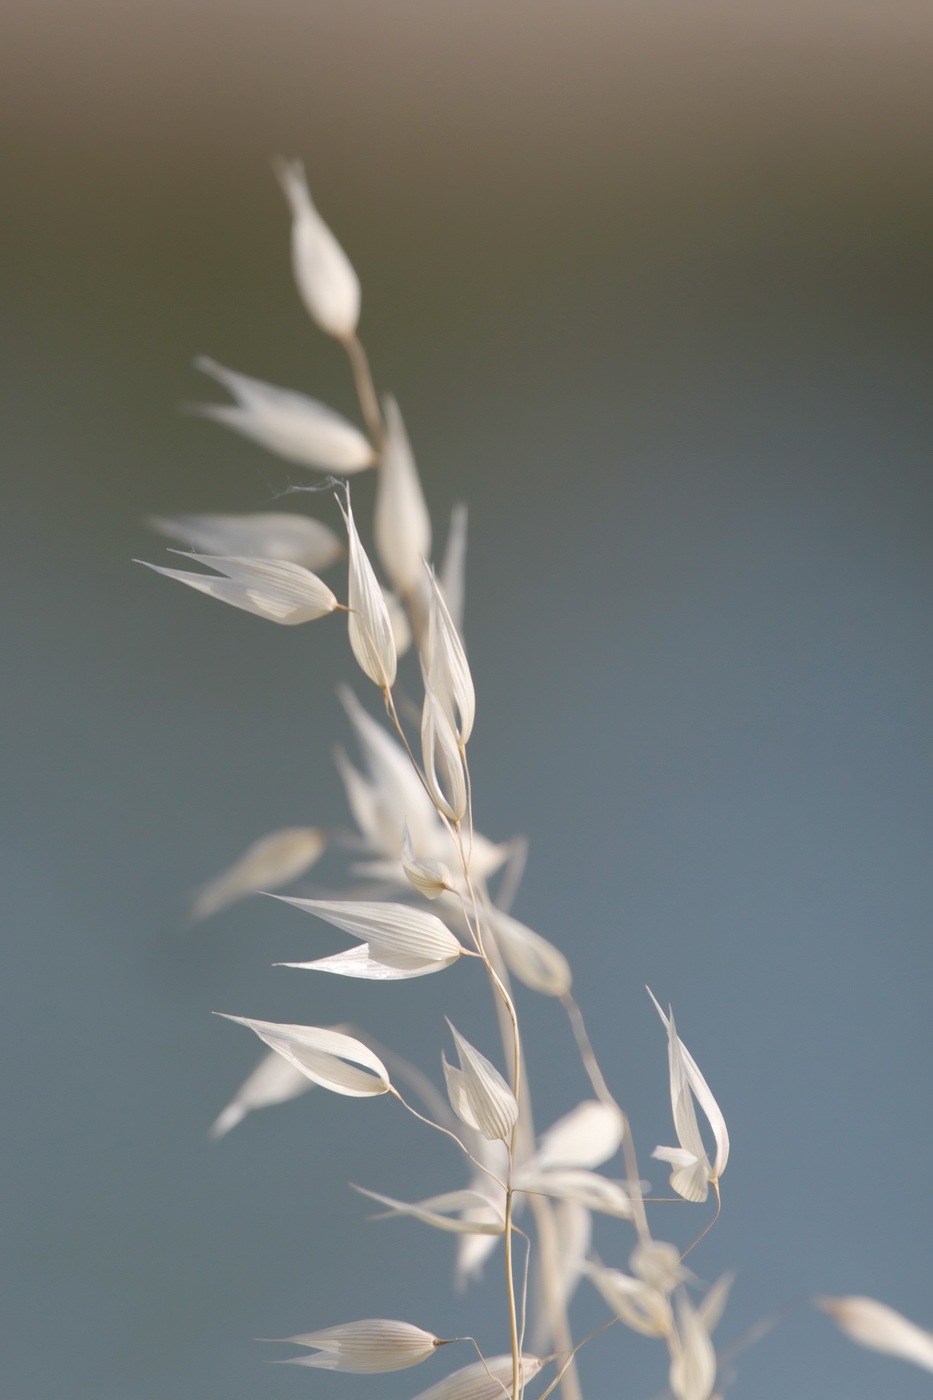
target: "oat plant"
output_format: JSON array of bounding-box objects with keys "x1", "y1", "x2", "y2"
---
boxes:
[{"x1": 139, "y1": 160, "x2": 933, "y2": 1400}]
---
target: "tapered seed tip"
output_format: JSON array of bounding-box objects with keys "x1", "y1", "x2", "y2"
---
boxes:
[{"x1": 272, "y1": 154, "x2": 305, "y2": 188}]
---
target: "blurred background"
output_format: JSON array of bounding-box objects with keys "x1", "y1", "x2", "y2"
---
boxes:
[{"x1": 2, "y1": 2, "x2": 932, "y2": 1397}]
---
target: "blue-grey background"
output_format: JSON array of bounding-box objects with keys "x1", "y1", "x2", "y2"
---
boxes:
[{"x1": 2, "y1": 2, "x2": 931, "y2": 1398}]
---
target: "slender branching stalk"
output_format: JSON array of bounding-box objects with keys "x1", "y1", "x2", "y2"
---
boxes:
[{"x1": 139, "y1": 156, "x2": 922, "y2": 1400}]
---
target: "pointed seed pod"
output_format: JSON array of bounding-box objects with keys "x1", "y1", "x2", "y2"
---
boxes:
[
  {"x1": 273, "y1": 896, "x2": 462, "y2": 979},
  {"x1": 355, "y1": 1185, "x2": 506, "y2": 1236},
  {"x1": 818, "y1": 1296, "x2": 933, "y2": 1372},
  {"x1": 190, "y1": 827, "x2": 326, "y2": 920},
  {"x1": 375, "y1": 396, "x2": 432, "y2": 597},
  {"x1": 421, "y1": 682, "x2": 467, "y2": 820},
  {"x1": 422, "y1": 566, "x2": 475, "y2": 744},
  {"x1": 584, "y1": 1263, "x2": 673, "y2": 1339},
  {"x1": 275, "y1": 158, "x2": 361, "y2": 337},
  {"x1": 137, "y1": 555, "x2": 339, "y2": 625},
  {"x1": 532, "y1": 1100, "x2": 623, "y2": 1171},
  {"x1": 281, "y1": 1319, "x2": 441, "y2": 1373},
  {"x1": 210, "y1": 1049, "x2": 313, "y2": 1139},
  {"x1": 150, "y1": 512, "x2": 342, "y2": 570},
  {"x1": 648, "y1": 989, "x2": 729, "y2": 1204},
  {"x1": 218, "y1": 1016, "x2": 391, "y2": 1097},
  {"x1": 408, "y1": 1354, "x2": 543, "y2": 1400},
  {"x1": 485, "y1": 907, "x2": 570, "y2": 997},
  {"x1": 189, "y1": 357, "x2": 374, "y2": 471},
  {"x1": 402, "y1": 826, "x2": 452, "y2": 899},
  {"x1": 340, "y1": 494, "x2": 397, "y2": 689},
  {"x1": 668, "y1": 1290, "x2": 718, "y2": 1400},
  {"x1": 443, "y1": 1021, "x2": 518, "y2": 1141}
]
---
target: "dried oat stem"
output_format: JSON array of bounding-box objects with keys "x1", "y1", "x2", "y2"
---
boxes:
[
  {"x1": 389, "y1": 1086, "x2": 508, "y2": 1188},
  {"x1": 340, "y1": 330, "x2": 385, "y2": 452}
]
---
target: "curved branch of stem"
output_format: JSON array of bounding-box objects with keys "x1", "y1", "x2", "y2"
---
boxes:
[
  {"x1": 340, "y1": 330, "x2": 385, "y2": 451},
  {"x1": 389, "y1": 1087, "x2": 507, "y2": 1190}
]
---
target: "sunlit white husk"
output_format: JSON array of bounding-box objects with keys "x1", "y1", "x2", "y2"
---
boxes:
[
  {"x1": 383, "y1": 585, "x2": 413, "y2": 657},
  {"x1": 353, "y1": 840, "x2": 509, "y2": 897},
  {"x1": 339, "y1": 687, "x2": 439, "y2": 854},
  {"x1": 191, "y1": 827, "x2": 326, "y2": 920},
  {"x1": 697, "y1": 1273, "x2": 734, "y2": 1335},
  {"x1": 422, "y1": 682, "x2": 467, "y2": 820},
  {"x1": 337, "y1": 690, "x2": 508, "y2": 881},
  {"x1": 649, "y1": 989, "x2": 729, "y2": 1203},
  {"x1": 333, "y1": 750, "x2": 399, "y2": 859},
  {"x1": 275, "y1": 158, "x2": 361, "y2": 337},
  {"x1": 219, "y1": 1016, "x2": 390, "y2": 1097},
  {"x1": 629, "y1": 1240, "x2": 687, "y2": 1294},
  {"x1": 455, "y1": 1202, "x2": 507, "y2": 1284},
  {"x1": 422, "y1": 568, "x2": 475, "y2": 744},
  {"x1": 191, "y1": 356, "x2": 373, "y2": 470},
  {"x1": 668, "y1": 1291, "x2": 718, "y2": 1400},
  {"x1": 375, "y1": 396, "x2": 431, "y2": 596},
  {"x1": 585, "y1": 1263, "x2": 674, "y2": 1339},
  {"x1": 340, "y1": 497, "x2": 397, "y2": 688},
  {"x1": 443, "y1": 1023, "x2": 518, "y2": 1142},
  {"x1": 210, "y1": 1049, "x2": 312, "y2": 1139},
  {"x1": 408, "y1": 1354, "x2": 543, "y2": 1400},
  {"x1": 273, "y1": 896, "x2": 462, "y2": 978},
  {"x1": 402, "y1": 826, "x2": 452, "y2": 899},
  {"x1": 150, "y1": 512, "x2": 342, "y2": 570},
  {"x1": 553, "y1": 1198, "x2": 592, "y2": 1307},
  {"x1": 485, "y1": 906, "x2": 571, "y2": 997},
  {"x1": 531, "y1": 1100, "x2": 623, "y2": 1171},
  {"x1": 281, "y1": 1319, "x2": 440, "y2": 1373},
  {"x1": 357, "y1": 1186, "x2": 505, "y2": 1236},
  {"x1": 282, "y1": 945, "x2": 458, "y2": 980},
  {"x1": 139, "y1": 554, "x2": 338, "y2": 625},
  {"x1": 818, "y1": 1296, "x2": 933, "y2": 1372},
  {"x1": 529, "y1": 1196, "x2": 593, "y2": 1354}
]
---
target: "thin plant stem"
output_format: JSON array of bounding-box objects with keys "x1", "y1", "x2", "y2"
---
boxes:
[
  {"x1": 536, "y1": 1316, "x2": 623, "y2": 1400},
  {"x1": 680, "y1": 1180, "x2": 721, "y2": 1260},
  {"x1": 459, "y1": 1338, "x2": 512, "y2": 1400},
  {"x1": 389, "y1": 1087, "x2": 507, "y2": 1189},
  {"x1": 340, "y1": 330, "x2": 385, "y2": 451},
  {"x1": 504, "y1": 1184, "x2": 521, "y2": 1400}
]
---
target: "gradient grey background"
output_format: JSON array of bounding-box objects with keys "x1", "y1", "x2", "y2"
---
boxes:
[{"x1": 2, "y1": 3, "x2": 931, "y2": 1398}]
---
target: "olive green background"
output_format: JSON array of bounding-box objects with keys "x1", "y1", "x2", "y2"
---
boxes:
[{"x1": 2, "y1": 3, "x2": 931, "y2": 1398}]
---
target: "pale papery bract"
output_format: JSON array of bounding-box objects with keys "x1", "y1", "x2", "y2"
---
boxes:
[
  {"x1": 190, "y1": 827, "x2": 326, "y2": 920},
  {"x1": 818, "y1": 1296, "x2": 933, "y2": 1373},
  {"x1": 340, "y1": 493, "x2": 398, "y2": 689},
  {"x1": 138, "y1": 553, "x2": 340, "y2": 625},
  {"x1": 375, "y1": 395, "x2": 432, "y2": 598},
  {"x1": 219, "y1": 1016, "x2": 392, "y2": 1097},
  {"x1": 149, "y1": 511, "x2": 342, "y2": 570},
  {"x1": 191, "y1": 355, "x2": 375, "y2": 471},
  {"x1": 443, "y1": 1021, "x2": 519, "y2": 1143},
  {"x1": 210, "y1": 1048, "x2": 313, "y2": 1140},
  {"x1": 275, "y1": 157, "x2": 361, "y2": 337},
  {"x1": 279, "y1": 1318, "x2": 441, "y2": 1373},
  {"x1": 668, "y1": 1290, "x2": 718, "y2": 1400},
  {"x1": 648, "y1": 988, "x2": 729, "y2": 1204}
]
